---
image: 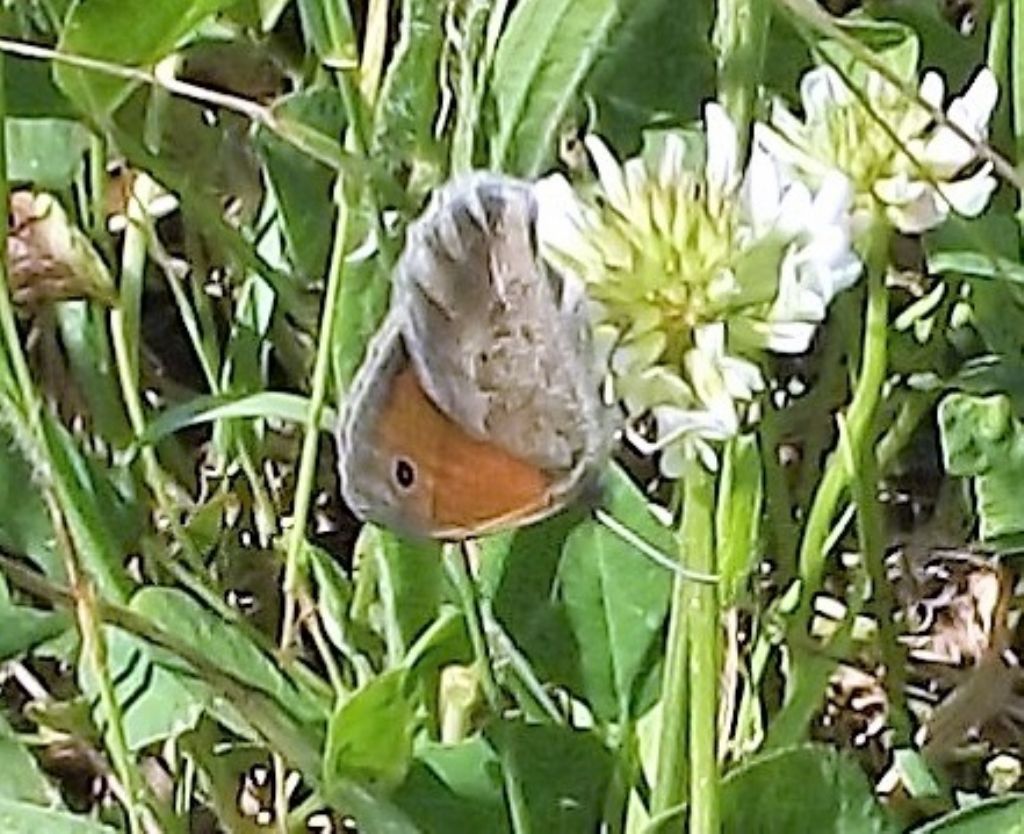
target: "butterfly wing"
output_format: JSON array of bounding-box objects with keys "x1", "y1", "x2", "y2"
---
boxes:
[
  {"x1": 396, "y1": 174, "x2": 609, "y2": 491},
  {"x1": 338, "y1": 310, "x2": 559, "y2": 539}
]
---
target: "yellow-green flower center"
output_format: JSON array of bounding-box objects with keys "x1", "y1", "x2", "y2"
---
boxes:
[
  {"x1": 812, "y1": 93, "x2": 927, "y2": 198},
  {"x1": 582, "y1": 175, "x2": 741, "y2": 363}
]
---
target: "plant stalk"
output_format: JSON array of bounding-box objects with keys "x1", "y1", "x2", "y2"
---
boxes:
[{"x1": 770, "y1": 218, "x2": 890, "y2": 747}]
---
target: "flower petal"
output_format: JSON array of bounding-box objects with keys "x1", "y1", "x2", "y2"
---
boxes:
[
  {"x1": 585, "y1": 135, "x2": 631, "y2": 216},
  {"x1": 939, "y1": 164, "x2": 998, "y2": 218},
  {"x1": 801, "y1": 66, "x2": 849, "y2": 120},
  {"x1": 705, "y1": 101, "x2": 740, "y2": 197}
]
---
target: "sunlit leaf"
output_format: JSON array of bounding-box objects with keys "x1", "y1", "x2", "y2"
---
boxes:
[
  {"x1": 323, "y1": 669, "x2": 416, "y2": 791},
  {"x1": 6, "y1": 119, "x2": 88, "y2": 189}
]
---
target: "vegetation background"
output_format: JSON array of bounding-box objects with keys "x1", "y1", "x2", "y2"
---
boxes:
[{"x1": 0, "y1": 0, "x2": 1023, "y2": 832}]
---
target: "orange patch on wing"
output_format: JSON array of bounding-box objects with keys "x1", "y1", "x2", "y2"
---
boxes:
[{"x1": 376, "y1": 369, "x2": 552, "y2": 535}]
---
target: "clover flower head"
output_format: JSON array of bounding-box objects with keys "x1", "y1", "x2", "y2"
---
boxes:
[
  {"x1": 536, "y1": 103, "x2": 861, "y2": 475},
  {"x1": 760, "y1": 63, "x2": 998, "y2": 233}
]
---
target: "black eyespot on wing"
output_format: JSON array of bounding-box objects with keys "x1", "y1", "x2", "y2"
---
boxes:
[{"x1": 393, "y1": 457, "x2": 417, "y2": 491}]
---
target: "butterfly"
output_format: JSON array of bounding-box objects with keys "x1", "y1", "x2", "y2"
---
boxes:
[{"x1": 337, "y1": 174, "x2": 609, "y2": 540}]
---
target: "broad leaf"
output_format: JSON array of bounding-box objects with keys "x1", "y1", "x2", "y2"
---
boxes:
[
  {"x1": 323, "y1": 670, "x2": 416, "y2": 791},
  {"x1": 371, "y1": 0, "x2": 447, "y2": 190},
  {"x1": 558, "y1": 465, "x2": 672, "y2": 721},
  {"x1": 396, "y1": 737, "x2": 508, "y2": 833},
  {"x1": 939, "y1": 393, "x2": 1024, "y2": 540},
  {"x1": 0, "y1": 576, "x2": 69, "y2": 661},
  {"x1": 6, "y1": 119, "x2": 88, "y2": 189},
  {"x1": 490, "y1": 0, "x2": 660, "y2": 175},
  {"x1": 130, "y1": 587, "x2": 327, "y2": 724},
  {"x1": 721, "y1": 745, "x2": 896, "y2": 834},
  {"x1": 495, "y1": 721, "x2": 613, "y2": 834},
  {"x1": 0, "y1": 430, "x2": 59, "y2": 579},
  {"x1": 379, "y1": 530, "x2": 444, "y2": 654}
]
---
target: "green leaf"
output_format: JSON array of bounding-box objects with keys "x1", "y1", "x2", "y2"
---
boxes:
[
  {"x1": 379, "y1": 531, "x2": 444, "y2": 653},
  {"x1": 371, "y1": 0, "x2": 446, "y2": 189},
  {"x1": 55, "y1": 0, "x2": 240, "y2": 115},
  {"x1": 558, "y1": 465, "x2": 672, "y2": 721},
  {"x1": 863, "y1": 0, "x2": 987, "y2": 94},
  {"x1": 295, "y1": 0, "x2": 358, "y2": 65},
  {"x1": 56, "y1": 302, "x2": 132, "y2": 448},
  {"x1": 78, "y1": 627, "x2": 213, "y2": 751},
  {"x1": 40, "y1": 415, "x2": 135, "y2": 602},
  {"x1": 891, "y1": 749, "x2": 941, "y2": 799},
  {"x1": 0, "y1": 429, "x2": 59, "y2": 579},
  {"x1": 585, "y1": 0, "x2": 715, "y2": 152},
  {"x1": 332, "y1": 254, "x2": 392, "y2": 391},
  {"x1": 952, "y1": 357, "x2": 1024, "y2": 413},
  {"x1": 142, "y1": 391, "x2": 333, "y2": 445},
  {"x1": 308, "y1": 545, "x2": 356, "y2": 656},
  {"x1": 396, "y1": 737, "x2": 508, "y2": 833},
  {"x1": 927, "y1": 213, "x2": 1019, "y2": 264},
  {"x1": 939, "y1": 393, "x2": 1014, "y2": 476},
  {"x1": 0, "y1": 714, "x2": 61, "y2": 806},
  {"x1": 490, "y1": 0, "x2": 659, "y2": 175},
  {"x1": 912, "y1": 797, "x2": 1024, "y2": 833},
  {"x1": 5, "y1": 58, "x2": 76, "y2": 119},
  {"x1": 496, "y1": 721, "x2": 613, "y2": 834},
  {"x1": 324, "y1": 669, "x2": 416, "y2": 791},
  {"x1": 6, "y1": 119, "x2": 89, "y2": 189},
  {"x1": 130, "y1": 587, "x2": 327, "y2": 725},
  {"x1": 927, "y1": 252, "x2": 1024, "y2": 285},
  {"x1": 721, "y1": 745, "x2": 896, "y2": 834},
  {"x1": 938, "y1": 393, "x2": 1024, "y2": 540},
  {"x1": 490, "y1": 508, "x2": 588, "y2": 698},
  {"x1": 818, "y1": 19, "x2": 921, "y2": 84},
  {"x1": 257, "y1": 86, "x2": 346, "y2": 281},
  {"x1": 0, "y1": 799, "x2": 117, "y2": 833},
  {"x1": 0, "y1": 577, "x2": 69, "y2": 661}
]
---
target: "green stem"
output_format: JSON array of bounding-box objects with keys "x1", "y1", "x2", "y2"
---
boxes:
[
  {"x1": 280, "y1": 190, "x2": 350, "y2": 651},
  {"x1": 360, "y1": 0, "x2": 390, "y2": 102},
  {"x1": 501, "y1": 739, "x2": 532, "y2": 834},
  {"x1": 88, "y1": 133, "x2": 108, "y2": 242},
  {"x1": 842, "y1": 409, "x2": 909, "y2": 744},
  {"x1": 683, "y1": 466, "x2": 718, "y2": 834},
  {"x1": 450, "y1": 0, "x2": 489, "y2": 173},
  {"x1": 443, "y1": 543, "x2": 502, "y2": 711},
  {"x1": 54, "y1": 500, "x2": 148, "y2": 834},
  {"x1": 769, "y1": 219, "x2": 890, "y2": 748},
  {"x1": 652, "y1": 464, "x2": 717, "y2": 825},
  {"x1": 713, "y1": 0, "x2": 770, "y2": 152},
  {"x1": 109, "y1": 176, "x2": 207, "y2": 574},
  {"x1": 1009, "y1": 0, "x2": 1024, "y2": 238},
  {"x1": 651, "y1": 541, "x2": 689, "y2": 818},
  {"x1": 603, "y1": 720, "x2": 637, "y2": 834}
]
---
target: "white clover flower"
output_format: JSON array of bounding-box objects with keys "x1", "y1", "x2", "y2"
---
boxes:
[
  {"x1": 759, "y1": 63, "x2": 998, "y2": 234},
  {"x1": 535, "y1": 103, "x2": 861, "y2": 475}
]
